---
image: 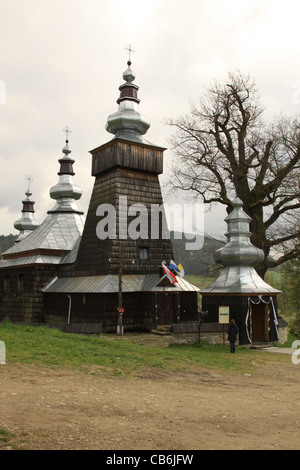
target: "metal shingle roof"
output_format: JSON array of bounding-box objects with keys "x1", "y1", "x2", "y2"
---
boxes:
[
  {"x1": 0, "y1": 255, "x2": 63, "y2": 268},
  {"x1": 201, "y1": 266, "x2": 281, "y2": 294},
  {"x1": 42, "y1": 274, "x2": 200, "y2": 294},
  {"x1": 3, "y1": 212, "x2": 85, "y2": 256}
]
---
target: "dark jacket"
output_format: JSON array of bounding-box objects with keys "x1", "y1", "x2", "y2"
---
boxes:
[{"x1": 227, "y1": 322, "x2": 239, "y2": 342}]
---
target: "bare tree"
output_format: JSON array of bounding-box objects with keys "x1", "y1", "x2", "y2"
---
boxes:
[{"x1": 167, "y1": 71, "x2": 300, "y2": 277}]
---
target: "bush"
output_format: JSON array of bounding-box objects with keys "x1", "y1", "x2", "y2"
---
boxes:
[{"x1": 277, "y1": 259, "x2": 300, "y2": 336}]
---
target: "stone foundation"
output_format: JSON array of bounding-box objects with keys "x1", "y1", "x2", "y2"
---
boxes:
[
  {"x1": 172, "y1": 322, "x2": 231, "y2": 346},
  {"x1": 172, "y1": 320, "x2": 288, "y2": 346}
]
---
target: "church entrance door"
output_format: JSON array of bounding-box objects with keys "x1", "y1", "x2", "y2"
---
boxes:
[
  {"x1": 251, "y1": 302, "x2": 269, "y2": 342},
  {"x1": 157, "y1": 294, "x2": 176, "y2": 326}
]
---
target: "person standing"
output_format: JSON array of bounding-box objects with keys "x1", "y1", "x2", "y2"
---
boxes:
[{"x1": 227, "y1": 319, "x2": 239, "y2": 353}]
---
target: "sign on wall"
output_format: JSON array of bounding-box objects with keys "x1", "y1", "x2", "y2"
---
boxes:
[{"x1": 219, "y1": 306, "x2": 230, "y2": 324}]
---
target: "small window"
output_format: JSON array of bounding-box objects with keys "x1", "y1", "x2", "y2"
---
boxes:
[
  {"x1": 17, "y1": 274, "x2": 24, "y2": 295},
  {"x1": 139, "y1": 248, "x2": 148, "y2": 260},
  {"x1": 82, "y1": 294, "x2": 87, "y2": 305},
  {"x1": 4, "y1": 275, "x2": 9, "y2": 294},
  {"x1": 127, "y1": 144, "x2": 131, "y2": 152}
]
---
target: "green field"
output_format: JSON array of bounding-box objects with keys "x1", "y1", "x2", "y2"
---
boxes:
[{"x1": 0, "y1": 319, "x2": 293, "y2": 378}]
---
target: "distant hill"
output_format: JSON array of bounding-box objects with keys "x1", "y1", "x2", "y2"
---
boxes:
[
  {"x1": 0, "y1": 232, "x2": 224, "y2": 275},
  {"x1": 170, "y1": 231, "x2": 224, "y2": 276},
  {"x1": 0, "y1": 234, "x2": 17, "y2": 257}
]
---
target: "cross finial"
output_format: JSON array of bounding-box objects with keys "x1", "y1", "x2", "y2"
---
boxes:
[
  {"x1": 25, "y1": 175, "x2": 33, "y2": 193},
  {"x1": 125, "y1": 45, "x2": 135, "y2": 64},
  {"x1": 63, "y1": 126, "x2": 72, "y2": 143}
]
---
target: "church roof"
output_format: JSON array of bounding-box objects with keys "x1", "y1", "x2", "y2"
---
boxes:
[
  {"x1": 1, "y1": 135, "x2": 84, "y2": 266},
  {"x1": 3, "y1": 212, "x2": 84, "y2": 257},
  {"x1": 42, "y1": 274, "x2": 200, "y2": 294},
  {"x1": 201, "y1": 265, "x2": 280, "y2": 295},
  {"x1": 0, "y1": 255, "x2": 64, "y2": 268}
]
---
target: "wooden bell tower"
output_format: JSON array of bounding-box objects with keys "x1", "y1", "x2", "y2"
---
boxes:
[{"x1": 73, "y1": 60, "x2": 173, "y2": 276}]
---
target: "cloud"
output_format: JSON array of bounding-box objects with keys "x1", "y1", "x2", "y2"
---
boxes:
[{"x1": 0, "y1": 0, "x2": 299, "y2": 236}]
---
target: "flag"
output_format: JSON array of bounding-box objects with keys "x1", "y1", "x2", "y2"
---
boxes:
[
  {"x1": 162, "y1": 263, "x2": 178, "y2": 284},
  {"x1": 177, "y1": 263, "x2": 185, "y2": 278},
  {"x1": 169, "y1": 259, "x2": 179, "y2": 272},
  {"x1": 169, "y1": 259, "x2": 185, "y2": 278}
]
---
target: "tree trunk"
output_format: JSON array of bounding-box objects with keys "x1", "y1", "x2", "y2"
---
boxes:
[{"x1": 249, "y1": 205, "x2": 269, "y2": 279}]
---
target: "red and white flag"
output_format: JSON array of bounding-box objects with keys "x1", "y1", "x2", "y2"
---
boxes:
[{"x1": 162, "y1": 262, "x2": 178, "y2": 284}]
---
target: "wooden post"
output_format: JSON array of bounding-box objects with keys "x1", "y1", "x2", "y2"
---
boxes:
[
  {"x1": 176, "y1": 292, "x2": 180, "y2": 323},
  {"x1": 117, "y1": 245, "x2": 124, "y2": 335},
  {"x1": 67, "y1": 295, "x2": 72, "y2": 324},
  {"x1": 154, "y1": 292, "x2": 158, "y2": 330}
]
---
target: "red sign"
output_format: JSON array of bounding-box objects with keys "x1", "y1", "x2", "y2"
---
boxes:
[{"x1": 118, "y1": 307, "x2": 125, "y2": 314}]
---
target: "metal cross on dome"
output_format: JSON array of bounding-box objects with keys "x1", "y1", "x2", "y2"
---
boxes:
[
  {"x1": 125, "y1": 45, "x2": 135, "y2": 63},
  {"x1": 25, "y1": 175, "x2": 33, "y2": 192},
  {"x1": 63, "y1": 126, "x2": 72, "y2": 143}
]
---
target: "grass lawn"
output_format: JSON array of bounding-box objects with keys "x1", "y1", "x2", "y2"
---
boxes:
[{"x1": 0, "y1": 319, "x2": 292, "y2": 377}]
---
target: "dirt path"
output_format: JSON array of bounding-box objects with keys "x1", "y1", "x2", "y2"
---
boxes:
[{"x1": 0, "y1": 340, "x2": 300, "y2": 450}]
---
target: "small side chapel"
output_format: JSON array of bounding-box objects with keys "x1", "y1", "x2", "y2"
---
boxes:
[
  {"x1": 0, "y1": 59, "x2": 200, "y2": 332},
  {"x1": 201, "y1": 197, "x2": 281, "y2": 345}
]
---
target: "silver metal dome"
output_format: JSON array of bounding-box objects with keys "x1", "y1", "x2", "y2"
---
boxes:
[
  {"x1": 14, "y1": 189, "x2": 39, "y2": 242},
  {"x1": 213, "y1": 197, "x2": 265, "y2": 267},
  {"x1": 201, "y1": 197, "x2": 280, "y2": 294},
  {"x1": 48, "y1": 140, "x2": 83, "y2": 214},
  {"x1": 106, "y1": 61, "x2": 151, "y2": 143}
]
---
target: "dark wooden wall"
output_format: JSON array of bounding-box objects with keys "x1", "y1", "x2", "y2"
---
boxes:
[
  {"x1": 44, "y1": 291, "x2": 199, "y2": 333},
  {"x1": 73, "y1": 166, "x2": 173, "y2": 276},
  {"x1": 91, "y1": 140, "x2": 164, "y2": 176},
  {"x1": 44, "y1": 291, "x2": 154, "y2": 332},
  {"x1": 202, "y1": 294, "x2": 279, "y2": 345},
  {"x1": 0, "y1": 265, "x2": 58, "y2": 323}
]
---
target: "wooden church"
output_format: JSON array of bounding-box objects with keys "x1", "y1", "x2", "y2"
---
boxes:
[{"x1": 0, "y1": 60, "x2": 199, "y2": 332}]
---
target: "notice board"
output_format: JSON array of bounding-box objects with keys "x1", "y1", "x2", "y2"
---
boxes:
[{"x1": 218, "y1": 306, "x2": 230, "y2": 324}]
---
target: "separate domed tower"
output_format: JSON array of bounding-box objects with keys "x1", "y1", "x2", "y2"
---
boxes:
[
  {"x1": 213, "y1": 197, "x2": 265, "y2": 271},
  {"x1": 201, "y1": 197, "x2": 280, "y2": 344}
]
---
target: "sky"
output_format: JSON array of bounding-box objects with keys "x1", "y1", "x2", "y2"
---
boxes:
[{"x1": 0, "y1": 0, "x2": 300, "y2": 239}]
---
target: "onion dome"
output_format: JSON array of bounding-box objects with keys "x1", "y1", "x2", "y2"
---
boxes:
[
  {"x1": 48, "y1": 138, "x2": 83, "y2": 214},
  {"x1": 201, "y1": 197, "x2": 280, "y2": 294},
  {"x1": 14, "y1": 187, "x2": 40, "y2": 242},
  {"x1": 106, "y1": 60, "x2": 151, "y2": 143},
  {"x1": 213, "y1": 197, "x2": 264, "y2": 267}
]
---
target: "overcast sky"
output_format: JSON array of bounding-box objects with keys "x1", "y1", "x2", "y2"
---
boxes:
[{"x1": 0, "y1": 0, "x2": 299, "y2": 238}]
